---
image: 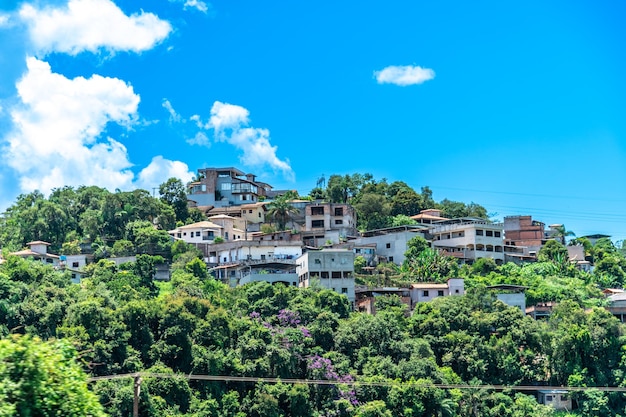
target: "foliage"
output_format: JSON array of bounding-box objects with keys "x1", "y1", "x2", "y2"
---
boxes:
[{"x1": 0, "y1": 335, "x2": 106, "y2": 416}]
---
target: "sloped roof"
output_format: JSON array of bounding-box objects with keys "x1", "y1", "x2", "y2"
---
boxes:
[{"x1": 170, "y1": 221, "x2": 223, "y2": 232}]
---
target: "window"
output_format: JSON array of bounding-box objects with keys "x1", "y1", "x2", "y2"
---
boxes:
[
  {"x1": 334, "y1": 207, "x2": 344, "y2": 216},
  {"x1": 455, "y1": 289, "x2": 460, "y2": 293},
  {"x1": 476, "y1": 230, "x2": 483, "y2": 236},
  {"x1": 342, "y1": 287, "x2": 348, "y2": 294},
  {"x1": 335, "y1": 219, "x2": 343, "y2": 225},
  {"x1": 249, "y1": 210, "x2": 253, "y2": 213},
  {"x1": 332, "y1": 271, "x2": 341, "y2": 278},
  {"x1": 486, "y1": 230, "x2": 493, "y2": 237},
  {"x1": 314, "y1": 258, "x2": 321, "y2": 264},
  {"x1": 389, "y1": 256, "x2": 394, "y2": 262},
  {"x1": 386, "y1": 243, "x2": 391, "y2": 249},
  {"x1": 72, "y1": 262, "x2": 79, "y2": 268},
  {"x1": 261, "y1": 254, "x2": 266, "y2": 260},
  {"x1": 177, "y1": 233, "x2": 181, "y2": 238},
  {"x1": 423, "y1": 290, "x2": 429, "y2": 297},
  {"x1": 321, "y1": 272, "x2": 329, "y2": 278},
  {"x1": 195, "y1": 231, "x2": 201, "y2": 237},
  {"x1": 494, "y1": 231, "x2": 501, "y2": 237},
  {"x1": 312, "y1": 220, "x2": 324, "y2": 228},
  {"x1": 311, "y1": 206, "x2": 325, "y2": 215},
  {"x1": 71, "y1": 273, "x2": 76, "y2": 279},
  {"x1": 259, "y1": 212, "x2": 261, "y2": 218},
  {"x1": 545, "y1": 395, "x2": 553, "y2": 402},
  {"x1": 438, "y1": 290, "x2": 444, "y2": 297},
  {"x1": 221, "y1": 183, "x2": 230, "y2": 191}
]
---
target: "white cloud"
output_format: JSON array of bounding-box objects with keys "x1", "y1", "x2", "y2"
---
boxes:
[
  {"x1": 4, "y1": 57, "x2": 139, "y2": 192},
  {"x1": 184, "y1": 0, "x2": 210, "y2": 13},
  {"x1": 0, "y1": 13, "x2": 9, "y2": 27},
  {"x1": 186, "y1": 131, "x2": 210, "y2": 146},
  {"x1": 20, "y1": 0, "x2": 172, "y2": 56},
  {"x1": 206, "y1": 101, "x2": 293, "y2": 177},
  {"x1": 136, "y1": 156, "x2": 194, "y2": 190},
  {"x1": 374, "y1": 65, "x2": 435, "y2": 86},
  {"x1": 162, "y1": 99, "x2": 181, "y2": 123}
]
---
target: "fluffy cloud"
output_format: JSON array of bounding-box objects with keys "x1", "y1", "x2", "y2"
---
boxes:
[
  {"x1": 4, "y1": 57, "x2": 135, "y2": 193},
  {"x1": 208, "y1": 101, "x2": 293, "y2": 177},
  {"x1": 20, "y1": 0, "x2": 172, "y2": 55},
  {"x1": 0, "y1": 13, "x2": 9, "y2": 27},
  {"x1": 183, "y1": 0, "x2": 210, "y2": 13},
  {"x1": 374, "y1": 65, "x2": 435, "y2": 86},
  {"x1": 136, "y1": 156, "x2": 194, "y2": 190}
]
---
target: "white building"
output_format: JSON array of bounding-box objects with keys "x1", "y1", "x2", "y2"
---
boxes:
[
  {"x1": 350, "y1": 225, "x2": 429, "y2": 266},
  {"x1": 296, "y1": 249, "x2": 355, "y2": 305},
  {"x1": 430, "y1": 218, "x2": 505, "y2": 264},
  {"x1": 168, "y1": 221, "x2": 224, "y2": 244},
  {"x1": 410, "y1": 278, "x2": 465, "y2": 308}
]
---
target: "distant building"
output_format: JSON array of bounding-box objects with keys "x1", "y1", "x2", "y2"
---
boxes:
[
  {"x1": 10, "y1": 241, "x2": 60, "y2": 266},
  {"x1": 537, "y1": 390, "x2": 571, "y2": 411},
  {"x1": 431, "y1": 218, "x2": 505, "y2": 265},
  {"x1": 488, "y1": 284, "x2": 527, "y2": 313},
  {"x1": 411, "y1": 209, "x2": 448, "y2": 225},
  {"x1": 350, "y1": 225, "x2": 429, "y2": 266},
  {"x1": 296, "y1": 249, "x2": 355, "y2": 305},
  {"x1": 355, "y1": 287, "x2": 411, "y2": 314},
  {"x1": 301, "y1": 202, "x2": 358, "y2": 246},
  {"x1": 503, "y1": 215, "x2": 546, "y2": 258},
  {"x1": 410, "y1": 278, "x2": 465, "y2": 308},
  {"x1": 187, "y1": 167, "x2": 273, "y2": 208}
]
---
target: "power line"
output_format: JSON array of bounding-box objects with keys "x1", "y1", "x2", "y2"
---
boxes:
[{"x1": 87, "y1": 372, "x2": 626, "y2": 393}]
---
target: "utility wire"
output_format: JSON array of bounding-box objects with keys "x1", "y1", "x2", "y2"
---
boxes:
[{"x1": 87, "y1": 372, "x2": 626, "y2": 393}]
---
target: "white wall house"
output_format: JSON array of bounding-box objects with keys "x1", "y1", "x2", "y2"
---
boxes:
[
  {"x1": 168, "y1": 221, "x2": 224, "y2": 244},
  {"x1": 430, "y1": 218, "x2": 505, "y2": 264},
  {"x1": 296, "y1": 249, "x2": 355, "y2": 305},
  {"x1": 410, "y1": 278, "x2": 465, "y2": 307}
]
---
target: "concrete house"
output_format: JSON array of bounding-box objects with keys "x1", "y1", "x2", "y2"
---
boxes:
[
  {"x1": 301, "y1": 202, "x2": 358, "y2": 247},
  {"x1": 187, "y1": 167, "x2": 273, "y2": 208},
  {"x1": 430, "y1": 218, "x2": 505, "y2": 265},
  {"x1": 296, "y1": 249, "x2": 355, "y2": 305},
  {"x1": 410, "y1": 278, "x2": 465, "y2": 307},
  {"x1": 349, "y1": 225, "x2": 430, "y2": 266},
  {"x1": 168, "y1": 221, "x2": 224, "y2": 244},
  {"x1": 10, "y1": 241, "x2": 60, "y2": 266}
]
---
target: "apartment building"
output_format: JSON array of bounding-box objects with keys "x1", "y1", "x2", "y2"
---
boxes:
[{"x1": 430, "y1": 218, "x2": 505, "y2": 264}]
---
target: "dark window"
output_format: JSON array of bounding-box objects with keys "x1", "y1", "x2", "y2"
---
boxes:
[
  {"x1": 196, "y1": 231, "x2": 201, "y2": 237},
  {"x1": 312, "y1": 220, "x2": 324, "y2": 228},
  {"x1": 494, "y1": 231, "x2": 501, "y2": 237},
  {"x1": 486, "y1": 230, "x2": 493, "y2": 237},
  {"x1": 389, "y1": 256, "x2": 394, "y2": 262},
  {"x1": 423, "y1": 290, "x2": 429, "y2": 297},
  {"x1": 311, "y1": 206, "x2": 324, "y2": 215},
  {"x1": 342, "y1": 287, "x2": 348, "y2": 294},
  {"x1": 335, "y1": 219, "x2": 343, "y2": 225},
  {"x1": 321, "y1": 272, "x2": 329, "y2": 278},
  {"x1": 314, "y1": 258, "x2": 321, "y2": 264},
  {"x1": 438, "y1": 290, "x2": 444, "y2": 297},
  {"x1": 386, "y1": 243, "x2": 391, "y2": 249},
  {"x1": 332, "y1": 271, "x2": 341, "y2": 278},
  {"x1": 249, "y1": 210, "x2": 253, "y2": 213},
  {"x1": 72, "y1": 262, "x2": 79, "y2": 268},
  {"x1": 71, "y1": 273, "x2": 76, "y2": 279},
  {"x1": 545, "y1": 395, "x2": 553, "y2": 402},
  {"x1": 476, "y1": 230, "x2": 483, "y2": 236},
  {"x1": 334, "y1": 207, "x2": 344, "y2": 216}
]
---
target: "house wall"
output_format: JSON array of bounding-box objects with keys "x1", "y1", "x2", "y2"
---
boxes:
[
  {"x1": 351, "y1": 230, "x2": 426, "y2": 265},
  {"x1": 296, "y1": 250, "x2": 355, "y2": 304}
]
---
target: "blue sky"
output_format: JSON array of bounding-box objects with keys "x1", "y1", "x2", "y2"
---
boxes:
[{"x1": 1, "y1": 0, "x2": 626, "y2": 242}]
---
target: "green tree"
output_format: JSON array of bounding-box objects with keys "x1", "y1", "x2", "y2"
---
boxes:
[
  {"x1": 267, "y1": 197, "x2": 299, "y2": 231},
  {"x1": 0, "y1": 335, "x2": 106, "y2": 416},
  {"x1": 159, "y1": 177, "x2": 190, "y2": 223}
]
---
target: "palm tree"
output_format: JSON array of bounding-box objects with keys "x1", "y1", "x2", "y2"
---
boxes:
[
  {"x1": 266, "y1": 197, "x2": 299, "y2": 231},
  {"x1": 552, "y1": 224, "x2": 575, "y2": 245}
]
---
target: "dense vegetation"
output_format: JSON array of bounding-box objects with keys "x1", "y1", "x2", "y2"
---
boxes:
[{"x1": 1, "y1": 175, "x2": 626, "y2": 416}]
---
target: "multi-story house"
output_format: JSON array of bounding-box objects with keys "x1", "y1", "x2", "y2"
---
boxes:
[
  {"x1": 207, "y1": 239, "x2": 303, "y2": 287},
  {"x1": 301, "y1": 202, "x2": 358, "y2": 246},
  {"x1": 349, "y1": 225, "x2": 430, "y2": 266},
  {"x1": 430, "y1": 218, "x2": 505, "y2": 264},
  {"x1": 187, "y1": 167, "x2": 273, "y2": 208},
  {"x1": 10, "y1": 241, "x2": 60, "y2": 266},
  {"x1": 503, "y1": 215, "x2": 547, "y2": 257},
  {"x1": 206, "y1": 202, "x2": 268, "y2": 231},
  {"x1": 296, "y1": 249, "x2": 355, "y2": 305}
]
